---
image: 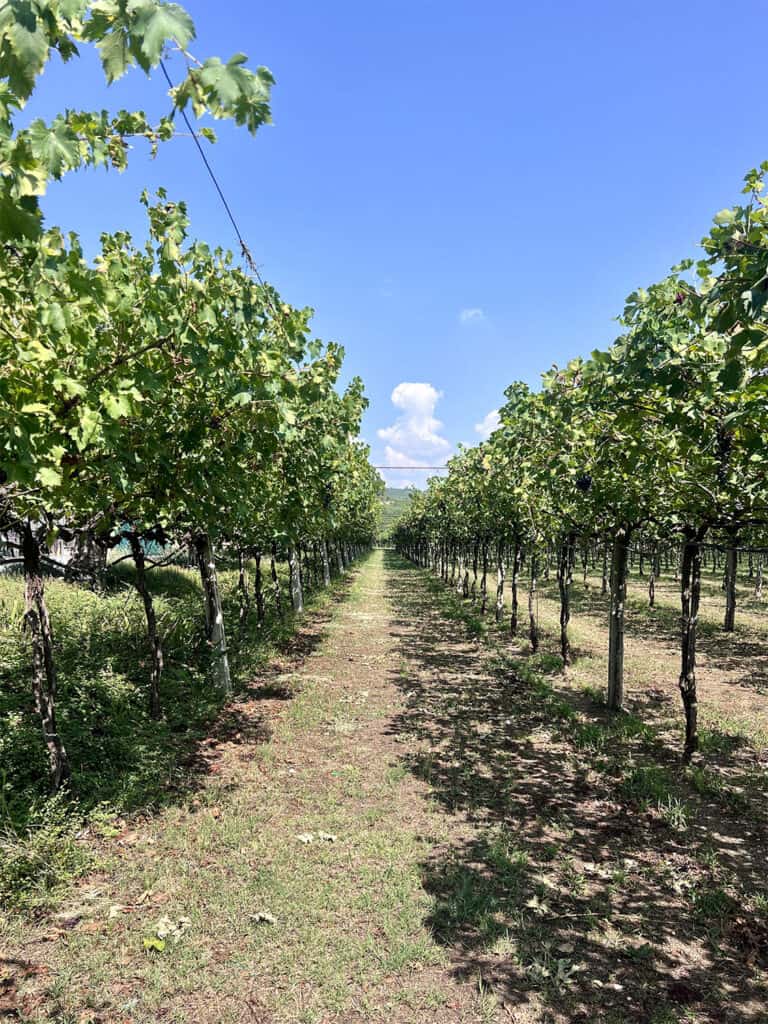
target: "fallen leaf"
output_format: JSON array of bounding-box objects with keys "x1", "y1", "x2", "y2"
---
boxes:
[
  {"x1": 53, "y1": 909, "x2": 85, "y2": 929},
  {"x1": 250, "y1": 911, "x2": 277, "y2": 925},
  {"x1": 154, "y1": 915, "x2": 191, "y2": 943},
  {"x1": 525, "y1": 895, "x2": 550, "y2": 916}
]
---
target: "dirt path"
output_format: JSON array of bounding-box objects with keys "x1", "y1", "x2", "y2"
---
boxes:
[
  {"x1": 3, "y1": 551, "x2": 485, "y2": 1023},
  {"x1": 4, "y1": 551, "x2": 766, "y2": 1024}
]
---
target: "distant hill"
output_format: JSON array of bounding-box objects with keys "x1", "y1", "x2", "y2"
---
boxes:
[{"x1": 379, "y1": 487, "x2": 416, "y2": 540}]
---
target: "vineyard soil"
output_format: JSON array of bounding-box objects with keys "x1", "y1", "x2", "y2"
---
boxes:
[{"x1": 2, "y1": 551, "x2": 767, "y2": 1023}]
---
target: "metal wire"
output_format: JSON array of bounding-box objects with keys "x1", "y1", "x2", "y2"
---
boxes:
[{"x1": 158, "y1": 58, "x2": 289, "y2": 333}]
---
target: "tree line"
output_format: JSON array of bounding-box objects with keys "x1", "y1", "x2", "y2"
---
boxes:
[
  {"x1": 0, "y1": 2, "x2": 382, "y2": 792},
  {"x1": 394, "y1": 162, "x2": 768, "y2": 762}
]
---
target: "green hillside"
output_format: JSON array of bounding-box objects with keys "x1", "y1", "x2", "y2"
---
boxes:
[{"x1": 378, "y1": 486, "x2": 416, "y2": 540}]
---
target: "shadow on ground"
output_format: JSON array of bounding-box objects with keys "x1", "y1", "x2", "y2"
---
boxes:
[
  {"x1": 1, "y1": 567, "x2": 355, "y2": 827},
  {"x1": 383, "y1": 551, "x2": 768, "y2": 1024}
]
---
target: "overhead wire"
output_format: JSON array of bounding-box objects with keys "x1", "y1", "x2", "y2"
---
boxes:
[
  {"x1": 159, "y1": 57, "x2": 451, "y2": 471},
  {"x1": 158, "y1": 57, "x2": 290, "y2": 334}
]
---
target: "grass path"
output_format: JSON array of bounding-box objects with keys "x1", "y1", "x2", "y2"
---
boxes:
[
  {"x1": 2, "y1": 552, "x2": 484, "y2": 1023},
  {"x1": 3, "y1": 551, "x2": 767, "y2": 1023}
]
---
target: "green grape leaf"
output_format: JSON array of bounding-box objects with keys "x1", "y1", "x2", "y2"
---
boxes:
[
  {"x1": 135, "y1": 3, "x2": 195, "y2": 64},
  {"x1": 713, "y1": 208, "x2": 736, "y2": 226},
  {"x1": 1, "y1": 5, "x2": 51, "y2": 100},
  {"x1": 102, "y1": 392, "x2": 132, "y2": 419},
  {"x1": 96, "y1": 24, "x2": 131, "y2": 82},
  {"x1": 27, "y1": 118, "x2": 81, "y2": 179},
  {"x1": 37, "y1": 466, "x2": 62, "y2": 488}
]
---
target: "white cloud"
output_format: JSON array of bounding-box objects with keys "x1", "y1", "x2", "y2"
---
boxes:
[
  {"x1": 377, "y1": 382, "x2": 452, "y2": 486},
  {"x1": 459, "y1": 307, "x2": 486, "y2": 324},
  {"x1": 382, "y1": 445, "x2": 427, "y2": 468},
  {"x1": 378, "y1": 383, "x2": 451, "y2": 455},
  {"x1": 474, "y1": 409, "x2": 500, "y2": 439}
]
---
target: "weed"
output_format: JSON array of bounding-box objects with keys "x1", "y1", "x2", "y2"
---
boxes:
[
  {"x1": 521, "y1": 942, "x2": 579, "y2": 991},
  {"x1": 486, "y1": 830, "x2": 529, "y2": 887},
  {"x1": 385, "y1": 764, "x2": 408, "y2": 785},
  {"x1": 610, "y1": 866, "x2": 628, "y2": 888},
  {"x1": 528, "y1": 653, "x2": 563, "y2": 675},
  {"x1": 624, "y1": 941, "x2": 655, "y2": 962},
  {"x1": 649, "y1": 1008, "x2": 682, "y2": 1024},
  {"x1": 0, "y1": 559, "x2": 347, "y2": 915},
  {"x1": 691, "y1": 882, "x2": 738, "y2": 925},
  {"x1": 698, "y1": 728, "x2": 741, "y2": 756},
  {"x1": 619, "y1": 765, "x2": 675, "y2": 805},
  {"x1": 559, "y1": 858, "x2": 587, "y2": 896},
  {"x1": 0, "y1": 792, "x2": 91, "y2": 912},
  {"x1": 657, "y1": 795, "x2": 690, "y2": 831},
  {"x1": 686, "y1": 764, "x2": 723, "y2": 798},
  {"x1": 474, "y1": 973, "x2": 498, "y2": 1022},
  {"x1": 581, "y1": 683, "x2": 605, "y2": 705},
  {"x1": 612, "y1": 712, "x2": 654, "y2": 743},
  {"x1": 572, "y1": 722, "x2": 607, "y2": 751}
]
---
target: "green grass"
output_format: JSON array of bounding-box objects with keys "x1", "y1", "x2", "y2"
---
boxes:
[
  {"x1": 2, "y1": 552, "x2": 460, "y2": 1024},
  {"x1": 0, "y1": 792, "x2": 92, "y2": 913},
  {"x1": 0, "y1": 556, "x2": 345, "y2": 914},
  {"x1": 456, "y1": 561, "x2": 768, "y2": 796},
  {"x1": 5, "y1": 550, "x2": 768, "y2": 1023},
  {"x1": 379, "y1": 555, "x2": 768, "y2": 1021}
]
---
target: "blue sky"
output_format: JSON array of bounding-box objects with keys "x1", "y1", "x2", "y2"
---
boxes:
[{"x1": 27, "y1": 0, "x2": 768, "y2": 487}]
